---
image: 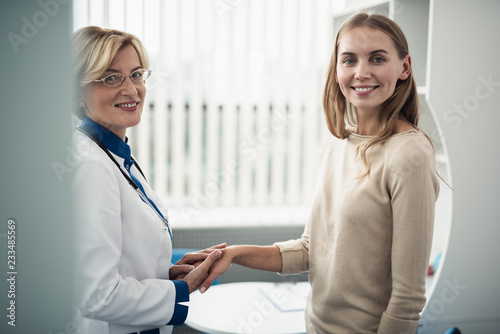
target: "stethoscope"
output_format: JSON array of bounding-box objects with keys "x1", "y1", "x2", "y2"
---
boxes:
[{"x1": 77, "y1": 126, "x2": 172, "y2": 239}]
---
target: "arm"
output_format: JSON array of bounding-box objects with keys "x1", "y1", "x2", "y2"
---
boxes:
[
  {"x1": 199, "y1": 245, "x2": 283, "y2": 293},
  {"x1": 231, "y1": 245, "x2": 283, "y2": 271},
  {"x1": 378, "y1": 138, "x2": 439, "y2": 333}
]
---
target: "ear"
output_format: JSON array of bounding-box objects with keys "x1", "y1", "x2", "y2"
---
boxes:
[
  {"x1": 399, "y1": 54, "x2": 411, "y2": 80},
  {"x1": 78, "y1": 95, "x2": 86, "y2": 108},
  {"x1": 78, "y1": 89, "x2": 86, "y2": 108},
  {"x1": 335, "y1": 73, "x2": 339, "y2": 83}
]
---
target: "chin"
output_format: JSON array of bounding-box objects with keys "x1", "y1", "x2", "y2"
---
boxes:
[
  {"x1": 122, "y1": 115, "x2": 142, "y2": 129},
  {"x1": 129, "y1": 118, "x2": 142, "y2": 128}
]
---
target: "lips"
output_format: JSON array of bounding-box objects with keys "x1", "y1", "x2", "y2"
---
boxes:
[
  {"x1": 353, "y1": 87, "x2": 375, "y2": 92},
  {"x1": 352, "y1": 85, "x2": 378, "y2": 95},
  {"x1": 115, "y1": 101, "x2": 139, "y2": 108}
]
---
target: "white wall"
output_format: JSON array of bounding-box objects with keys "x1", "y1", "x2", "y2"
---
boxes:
[{"x1": 419, "y1": 0, "x2": 500, "y2": 332}]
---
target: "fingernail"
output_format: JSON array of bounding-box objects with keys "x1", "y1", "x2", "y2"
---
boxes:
[
  {"x1": 200, "y1": 286, "x2": 206, "y2": 294},
  {"x1": 188, "y1": 265, "x2": 195, "y2": 271}
]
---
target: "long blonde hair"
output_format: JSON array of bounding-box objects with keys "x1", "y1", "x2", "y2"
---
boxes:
[{"x1": 323, "y1": 12, "x2": 422, "y2": 177}]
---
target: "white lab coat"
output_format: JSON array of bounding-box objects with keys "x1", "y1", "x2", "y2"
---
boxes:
[{"x1": 72, "y1": 129, "x2": 188, "y2": 334}]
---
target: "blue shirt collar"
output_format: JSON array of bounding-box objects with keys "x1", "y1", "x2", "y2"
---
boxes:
[{"x1": 80, "y1": 116, "x2": 132, "y2": 162}]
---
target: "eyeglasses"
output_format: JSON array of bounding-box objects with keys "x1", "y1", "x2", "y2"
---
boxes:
[{"x1": 93, "y1": 69, "x2": 152, "y2": 87}]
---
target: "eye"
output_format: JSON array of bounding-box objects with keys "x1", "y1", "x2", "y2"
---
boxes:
[
  {"x1": 131, "y1": 70, "x2": 144, "y2": 81},
  {"x1": 372, "y1": 56, "x2": 385, "y2": 63},
  {"x1": 342, "y1": 58, "x2": 356, "y2": 65},
  {"x1": 103, "y1": 74, "x2": 123, "y2": 86}
]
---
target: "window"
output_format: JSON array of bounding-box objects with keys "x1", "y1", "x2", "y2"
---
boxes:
[{"x1": 73, "y1": 0, "x2": 333, "y2": 227}]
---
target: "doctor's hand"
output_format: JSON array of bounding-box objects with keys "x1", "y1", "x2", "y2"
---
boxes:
[
  {"x1": 179, "y1": 249, "x2": 223, "y2": 294},
  {"x1": 198, "y1": 246, "x2": 235, "y2": 294},
  {"x1": 170, "y1": 243, "x2": 227, "y2": 280}
]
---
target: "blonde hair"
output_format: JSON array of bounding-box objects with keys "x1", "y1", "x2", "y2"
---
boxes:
[
  {"x1": 72, "y1": 26, "x2": 150, "y2": 119},
  {"x1": 323, "y1": 12, "x2": 423, "y2": 177}
]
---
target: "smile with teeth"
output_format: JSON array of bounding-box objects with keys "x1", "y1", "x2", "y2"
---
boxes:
[
  {"x1": 353, "y1": 86, "x2": 377, "y2": 92},
  {"x1": 116, "y1": 102, "x2": 139, "y2": 108}
]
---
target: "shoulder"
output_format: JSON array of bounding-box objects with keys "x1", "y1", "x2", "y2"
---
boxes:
[
  {"x1": 72, "y1": 130, "x2": 113, "y2": 164},
  {"x1": 71, "y1": 130, "x2": 120, "y2": 179},
  {"x1": 322, "y1": 135, "x2": 343, "y2": 148},
  {"x1": 388, "y1": 120, "x2": 434, "y2": 158},
  {"x1": 318, "y1": 135, "x2": 350, "y2": 161},
  {"x1": 394, "y1": 119, "x2": 415, "y2": 134},
  {"x1": 72, "y1": 130, "x2": 95, "y2": 158},
  {"x1": 386, "y1": 130, "x2": 437, "y2": 181},
  {"x1": 387, "y1": 130, "x2": 434, "y2": 157}
]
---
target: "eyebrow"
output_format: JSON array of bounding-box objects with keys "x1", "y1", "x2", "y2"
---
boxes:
[
  {"x1": 339, "y1": 49, "x2": 389, "y2": 56},
  {"x1": 105, "y1": 66, "x2": 143, "y2": 73}
]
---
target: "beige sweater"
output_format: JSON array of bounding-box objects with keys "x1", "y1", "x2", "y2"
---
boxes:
[{"x1": 275, "y1": 130, "x2": 439, "y2": 334}]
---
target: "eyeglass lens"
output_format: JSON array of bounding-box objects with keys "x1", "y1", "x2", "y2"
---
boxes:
[{"x1": 103, "y1": 69, "x2": 150, "y2": 86}]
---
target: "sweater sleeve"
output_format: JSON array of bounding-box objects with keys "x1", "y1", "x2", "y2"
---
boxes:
[
  {"x1": 274, "y1": 210, "x2": 311, "y2": 275},
  {"x1": 378, "y1": 137, "x2": 439, "y2": 334},
  {"x1": 73, "y1": 151, "x2": 189, "y2": 327}
]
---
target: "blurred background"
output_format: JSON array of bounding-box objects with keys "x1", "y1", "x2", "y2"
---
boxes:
[
  {"x1": 73, "y1": 0, "x2": 334, "y2": 228},
  {"x1": 1, "y1": 0, "x2": 499, "y2": 333}
]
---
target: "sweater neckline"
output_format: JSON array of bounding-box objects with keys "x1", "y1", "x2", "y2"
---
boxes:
[{"x1": 348, "y1": 129, "x2": 419, "y2": 140}]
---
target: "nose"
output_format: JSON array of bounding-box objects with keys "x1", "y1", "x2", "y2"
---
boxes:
[
  {"x1": 119, "y1": 76, "x2": 139, "y2": 96},
  {"x1": 355, "y1": 60, "x2": 372, "y2": 80}
]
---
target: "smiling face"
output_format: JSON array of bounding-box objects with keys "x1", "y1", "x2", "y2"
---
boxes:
[
  {"x1": 336, "y1": 26, "x2": 410, "y2": 118},
  {"x1": 79, "y1": 44, "x2": 146, "y2": 140}
]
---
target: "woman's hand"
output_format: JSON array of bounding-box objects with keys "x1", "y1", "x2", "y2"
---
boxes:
[
  {"x1": 180, "y1": 250, "x2": 223, "y2": 294},
  {"x1": 193, "y1": 243, "x2": 227, "y2": 257},
  {"x1": 199, "y1": 245, "x2": 282, "y2": 294}
]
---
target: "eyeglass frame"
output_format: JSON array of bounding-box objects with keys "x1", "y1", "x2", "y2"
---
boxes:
[{"x1": 93, "y1": 69, "x2": 152, "y2": 87}]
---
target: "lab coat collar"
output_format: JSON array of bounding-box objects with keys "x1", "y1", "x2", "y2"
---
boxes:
[{"x1": 80, "y1": 116, "x2": 133, "y2": 163}]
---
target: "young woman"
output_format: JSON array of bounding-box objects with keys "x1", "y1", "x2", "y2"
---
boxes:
[
  {"x1": 201, "y1": 13, "x2": 440, "y2": 334},
  {"x1": 72, "y1": 26, "x2": 224, "y2": 334}
]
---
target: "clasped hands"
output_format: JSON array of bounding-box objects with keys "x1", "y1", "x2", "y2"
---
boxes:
[{"x1": 169, "y1": 243, "x2": 233, "y2": 294}]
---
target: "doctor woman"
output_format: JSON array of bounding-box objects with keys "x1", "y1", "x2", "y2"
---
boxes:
[
  {"x1": 201, "y1": 13, "x2": 440, "y2": 334},
  {"x1": 72, "y1": 26, "x2": 223, "y2": 334}
]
